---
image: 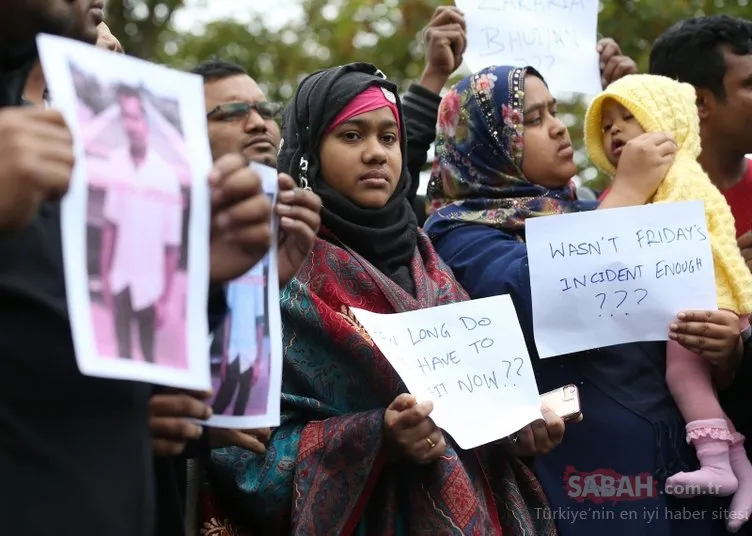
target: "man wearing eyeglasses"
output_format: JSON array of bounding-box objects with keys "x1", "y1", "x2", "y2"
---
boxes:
[
  {"x1": 194, "y1": 59, "x2": 283, "y2": 167},
  {"x1": 188, "y1": 59, "x2": 284, "y2": 450}
]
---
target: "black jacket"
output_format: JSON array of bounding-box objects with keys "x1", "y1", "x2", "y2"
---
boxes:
[
  {"x1": 720, "y1": 337, "x2": 752, "y2": 535},
  {"x1": 403, "y1": 83, "x2": 442, "y2": 226},
  {"x1": 0, "y1": 44, "x2": 155, "y2": 536},
  {"x1": 721, "y1": 336, "x2": 752, "y2": 455},
  {"x1": 154, "y1": 294, "x2": 225, "y2": 536}
]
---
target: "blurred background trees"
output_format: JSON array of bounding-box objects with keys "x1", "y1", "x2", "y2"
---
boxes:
[{"x1": 106, "y1": 0, "x2": 751, "y2": 190}]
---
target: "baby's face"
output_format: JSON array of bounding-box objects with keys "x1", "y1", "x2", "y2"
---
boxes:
[{"x1": 601, "y1": 99, "x2": 645, "y2": 167}]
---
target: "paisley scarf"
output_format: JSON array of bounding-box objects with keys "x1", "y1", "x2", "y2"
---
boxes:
[{"x1": 202, "y1": 231, "x2": 556, "y2": 535}]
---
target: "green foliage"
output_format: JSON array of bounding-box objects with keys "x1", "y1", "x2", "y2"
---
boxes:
[
  {"x1": 106, "y1": 0, "x2": 188, "y2": 59},
  {"x1": 107, "y1": 0, "x2": 752, "y2": 190},
  {"x1": 153, "y1": 0, "x2": 444, "y2": 103}
]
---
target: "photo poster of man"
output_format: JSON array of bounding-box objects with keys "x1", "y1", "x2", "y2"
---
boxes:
[
  {"x1": 205, "y1": 163, "x2": 283, "y2": 429},
  {"x1": 37, "y1": 34, "x2": 212, "y2": 391}
]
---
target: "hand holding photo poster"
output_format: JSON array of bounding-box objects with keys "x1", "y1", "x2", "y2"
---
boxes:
[
  {"x1": 351, "y1": 295, "x2": 542, "y2": 450},
  {"x1": 526, "y1": 201, "x2": 718, "y2": 358},
  {"x1": 37, "y1": 34, "x2": 212, "y2": 390},
  {"x1": 205, "y1": 163, "x2": 283, "y2": 429}
]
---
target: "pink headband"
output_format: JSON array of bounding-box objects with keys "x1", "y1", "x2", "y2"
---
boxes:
[{"x1": 325, "y1": 85, "x2": 401, "y2": 136}]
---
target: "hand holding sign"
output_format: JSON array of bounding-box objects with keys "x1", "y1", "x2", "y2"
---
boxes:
[
  {"x1": 351, "y1": 295, "x2": 541, "y2": 450},
  {"x1": 597, "y1": 38, "x2": 638, "y2": 88},
  {"x1": 0, "y1": 108, "x2": 73, "y2": 231},
  {"x1": 670, "y1": 310, "x2": 741, "y2": 365},
  {"x1": 670, "y1": 309, "x2": 744, "y2": 390},
  {"x1": 209, "y1": 156, "x2": 273, "y2": 284},
  {"x1": 276, "y1": 172, "x2": 322, "y2": 288},
  {"x1": 149, "y1": 390, "x2": 212, "y2": 457},
  {"x1": 506, "y1": 404, "x2": 566, "y2": 457},
  {"x1": 383, "y1": 394, "x2": 447, "y2": 465},
  {"x1": 420, "y1": 6, "x2": 468, "y2": 93}
]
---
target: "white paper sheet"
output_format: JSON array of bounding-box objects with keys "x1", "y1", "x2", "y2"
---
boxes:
[
  {"x1": 455, "y1": 0, "x2": 602, "y2": 95},
  {"x1": 351, "y1": 295, "x2": 542, "y2": 450},
  {"x1": 204, "y1": 163, "x2": 283, "y2": 429},
  {"x1": 38, "y1": 34, "x2": 212, "y2": 389},
  {"x1": 526, "y1": 201, "x2": 718, "y2": 358}
]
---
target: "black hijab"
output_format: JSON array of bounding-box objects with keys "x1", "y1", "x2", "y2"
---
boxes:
[{"x1": 277, "y1": 62, "x2": 418, "y2": 294}]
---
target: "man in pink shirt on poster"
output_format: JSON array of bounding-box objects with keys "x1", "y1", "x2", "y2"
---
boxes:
[{"x1": 100, "y1": 84, "x2": 183, "y2": 364}]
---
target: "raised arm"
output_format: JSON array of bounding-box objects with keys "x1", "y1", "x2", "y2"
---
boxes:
[
  {"x1": 404, "y1": 6, "x2": 466, "y2": 204},
  {"x1": 403, "y1": 84, "x2": 442, "y2": 202}
]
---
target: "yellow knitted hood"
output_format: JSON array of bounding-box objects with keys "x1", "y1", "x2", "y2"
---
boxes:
[
  {"x1": 584, "y1": 74, "x2": 752, "y2": 315},
  {"x1": 584, "y1": 74, "x2": 700, "y2": 176}
]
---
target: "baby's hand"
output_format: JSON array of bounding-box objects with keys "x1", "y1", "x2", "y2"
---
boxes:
[
  {"x1": 669, "y1": 310, "x2": 741, "y2": 366},
  {"x1": 613, "y1": 132, "x2": 676, "y2": 203}
]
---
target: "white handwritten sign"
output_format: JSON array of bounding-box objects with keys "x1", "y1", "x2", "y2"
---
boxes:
[
  {"x1": 526, "y1": 201, "x2": 717, "y2": 358},
  {"x1": 351, "y1": 295, "x2": 542, "y2": 450},
  {"x1": 455, "y1": 0, "x2": 602, "y2": 95}
]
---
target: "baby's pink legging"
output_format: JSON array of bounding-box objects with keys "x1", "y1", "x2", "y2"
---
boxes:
[{"x1": 665, "y1": 315, "x2": 752, "y2": 533}]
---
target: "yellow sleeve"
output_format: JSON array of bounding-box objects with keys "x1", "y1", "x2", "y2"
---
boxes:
[{"x1": 654, "y1": 169, "x2": 752, "y2": 315}]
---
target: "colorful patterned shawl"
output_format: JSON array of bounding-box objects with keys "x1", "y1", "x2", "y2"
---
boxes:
[
  {"x1": 204, "y1": 230, "x2": 556, "y2": 536},
  {"x1": 424, "y1": 65, "x2": 597, "y2": 238}
]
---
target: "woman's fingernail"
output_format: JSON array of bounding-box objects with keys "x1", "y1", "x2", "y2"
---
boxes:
[{"x1": 276, "y1": 204, "x2": 291, "y2": 215}]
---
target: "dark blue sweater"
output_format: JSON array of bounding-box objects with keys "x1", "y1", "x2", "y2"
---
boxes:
[{"x1": 428, "y1": 219, "x2": 728, "y2": 536}]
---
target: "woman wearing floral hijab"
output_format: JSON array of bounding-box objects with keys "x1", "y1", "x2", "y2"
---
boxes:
[
  {"x1": 201, "y1": 63, "x2": 556, "y2": 535},
  {"x1": 424, "y1": 65, "x2": 735, "y2": 536}
]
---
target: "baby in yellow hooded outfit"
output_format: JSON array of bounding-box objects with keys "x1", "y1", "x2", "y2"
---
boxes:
[{"x1": 585, "y1": 74, "x2": 752, "y2": 532}]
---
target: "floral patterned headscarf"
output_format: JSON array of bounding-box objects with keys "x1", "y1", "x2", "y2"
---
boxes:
[{"x1": 423, "y1": 65, "x2": 597, "y2": 239}]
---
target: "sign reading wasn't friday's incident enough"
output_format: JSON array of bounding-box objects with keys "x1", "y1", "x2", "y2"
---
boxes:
[{"x1": 526, "y1": 201, "x2": 717, "y2": 358}]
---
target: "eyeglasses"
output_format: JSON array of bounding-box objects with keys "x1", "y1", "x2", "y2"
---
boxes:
[{"x1": 206, "y1": 101, "x2": 283, "y2": 122}]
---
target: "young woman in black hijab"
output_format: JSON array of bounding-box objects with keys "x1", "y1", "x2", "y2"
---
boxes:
[{"x1": 203, "y1": 62, "x2": 557, "y2": 536}]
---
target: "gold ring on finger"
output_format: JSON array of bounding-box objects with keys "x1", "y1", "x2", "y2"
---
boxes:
[{"x1": 425, "y1": 436, "x2": 436, "y2": 449}]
